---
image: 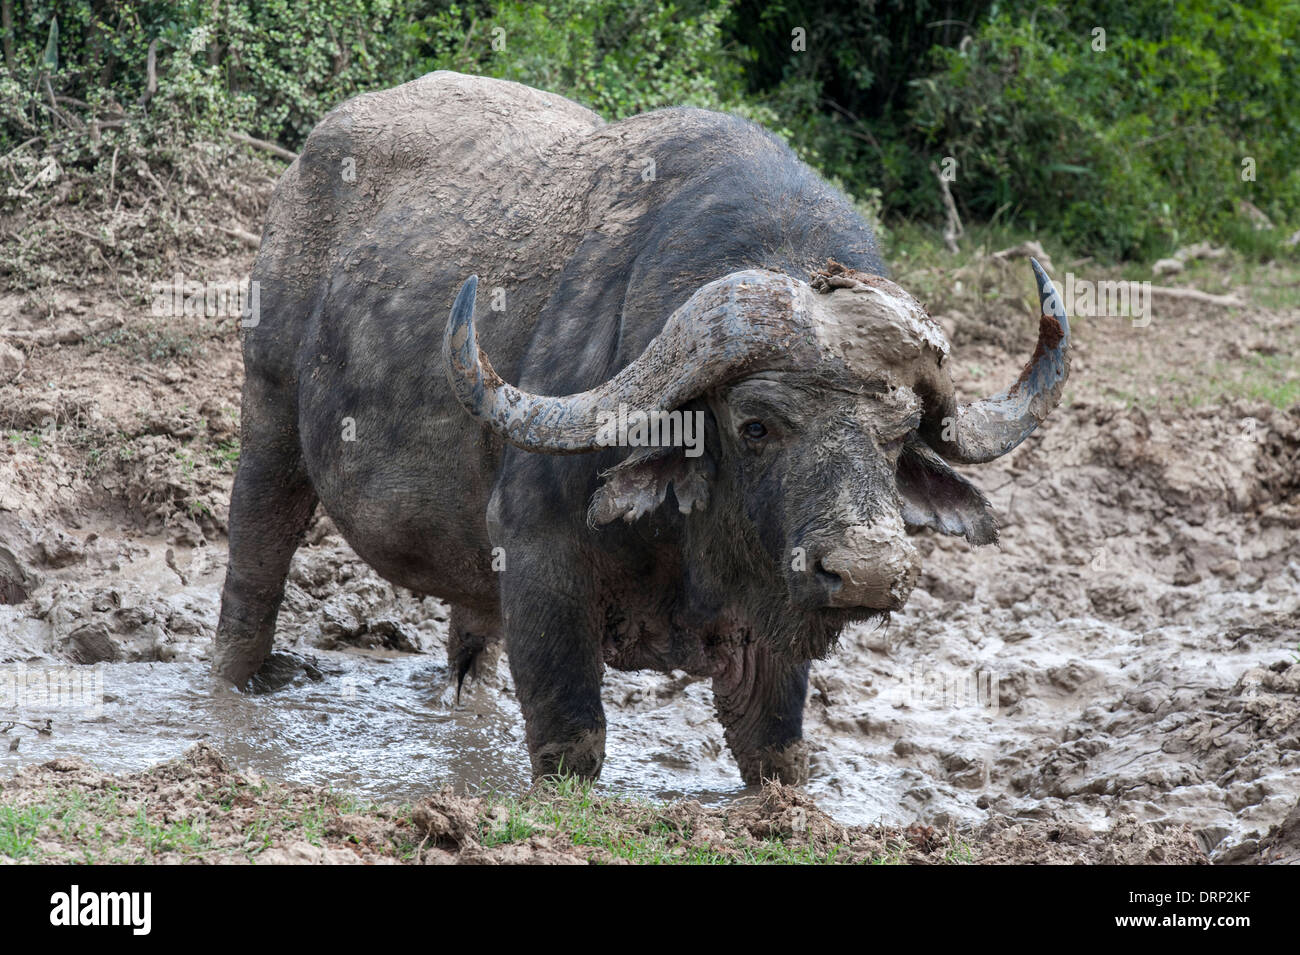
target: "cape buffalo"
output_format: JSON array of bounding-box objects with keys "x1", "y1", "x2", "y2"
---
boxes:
[{"x1": 216, "y1": 71, "x2": 1069, "y2": 785}]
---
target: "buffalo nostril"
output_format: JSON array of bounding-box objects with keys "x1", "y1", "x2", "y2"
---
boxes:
[
  {"x1": 817, "y1": 542, "x2": 918, "y2": 611},
  {"x1": 815, "y1": 561, "x2": 843, "y2": 594}
]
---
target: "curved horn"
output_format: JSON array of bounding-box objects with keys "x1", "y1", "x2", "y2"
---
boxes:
[
  {"x1": 442, "y1": 270, "x2": 810, "y2": 454},
  {"x1": 921, "y1": 258, "x2": 1070, "y2": 464}
]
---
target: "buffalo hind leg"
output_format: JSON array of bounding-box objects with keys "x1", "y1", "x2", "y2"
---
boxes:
[
  {"x1": 713, "y1": 644, "x2": 810, "y2": 786},
  {"x1": 448, "y1": 605, "x2": 502, "y2": 698},
  {"x1": 214, "y1": 410, "x2": 317, "y2": 688}
]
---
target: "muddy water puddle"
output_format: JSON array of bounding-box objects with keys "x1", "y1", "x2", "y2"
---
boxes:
[
  {"x1": 3, "y1": 580, "x2": 1298, "y2": 863},
  {"x1": 0, "y1": 654, "x2": 529, "y2": 802},
  {"x1": 0, "y1": 651, "x2": 752, "y2": 809}
]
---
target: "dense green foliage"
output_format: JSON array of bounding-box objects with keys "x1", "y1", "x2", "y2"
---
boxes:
[
  {"x1": 908, "y1": 3, "x2": 1300, "y2": 257},
  {"x1": 1, "y1": 0, "x2": 1296, "y2": 259}
]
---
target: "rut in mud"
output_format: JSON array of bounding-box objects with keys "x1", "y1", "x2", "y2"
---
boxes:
[{"x1": 1, "y1": 175, "x2": 1298, "y2": 862}]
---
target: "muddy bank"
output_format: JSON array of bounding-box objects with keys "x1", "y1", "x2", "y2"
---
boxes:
[
  {"x1": 0, "y1": 743, "x2": 1207, "y2": 864},
  {"x1": 2, "y1": 222, "x2": 1298, "y2": 861}
]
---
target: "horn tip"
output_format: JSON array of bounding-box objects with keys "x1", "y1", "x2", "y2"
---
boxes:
[
  {"x1": 1029, "y1": 256, "x2": 1051, "y2": 288},
  {"x1": 450, "y1": 275, "x2": 479, "y2": 326},
  {"x1": 1029, "y1": 257, "x2": 1069, "y2": 333}
]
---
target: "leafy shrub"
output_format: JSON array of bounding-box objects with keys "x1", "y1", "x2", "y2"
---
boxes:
[
  {"x1": 907, "y1": 2, "x2": 1300, "y2": 258},
  {"x1": 0, "y1": 0, "x2": 1295, "y2": 262},
  {"x1": 419, "y1": 0, "x2": 759, "y2": 120}
]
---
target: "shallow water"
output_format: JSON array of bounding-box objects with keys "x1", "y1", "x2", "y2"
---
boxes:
[
  {"x1": 0, "y1": 653, "x2": 754, "y2": 809},
  {"x1": 1, "y1": 655, "x2": 521, "y2": 800}
]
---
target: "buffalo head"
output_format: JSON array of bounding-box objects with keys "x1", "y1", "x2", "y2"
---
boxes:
[{"x1": 442, "y1": 260, "x2": 1069, "y2": 642}]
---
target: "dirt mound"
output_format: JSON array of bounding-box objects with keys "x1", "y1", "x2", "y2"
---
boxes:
[
  {"x1": 0, "y1": 743, "x2": 407, "y2": 864},
  {"x1": 1, "y1": 141, "x2": 276, "y2": 297},
  {"x1": 975, "y1": 815, "x2": 1206, "y2": 864},
  {"x1": 0, "y1": 747, "x2": 1208, "y2": 864}
]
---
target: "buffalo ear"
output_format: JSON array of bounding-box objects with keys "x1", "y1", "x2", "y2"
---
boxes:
[
  {"x1": 588, "y1": 445, "x2": 713, "y2": 526},
  {"x1": 897, "y1": 440, "x2": 998, "y2": 545}
]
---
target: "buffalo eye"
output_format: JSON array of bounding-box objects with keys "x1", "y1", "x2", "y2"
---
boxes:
[{"x1": 740, "y1": 419, "x2": 768, "y2": 441}]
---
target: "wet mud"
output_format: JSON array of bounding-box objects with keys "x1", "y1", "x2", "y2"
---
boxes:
[{"x1": 1, "y1": 246, "x2": 1297, "y2": 863}]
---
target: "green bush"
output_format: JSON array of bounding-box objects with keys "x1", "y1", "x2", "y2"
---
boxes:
[
  {"x1": 907, "y1": 2, "x2": 1300, "y2": 258},
  {"x1": 0, "y1": 0, "x2": 1295, "y2": 261},
  {"x1": 418, "y1": 0, "x2": 759, "y2": 121},
  {"x1": 0, "y1": 1, "x2": 769, "y2": 160},
  {"x1": 0, "y1": 1, "x2": 428, "y2": 148}
]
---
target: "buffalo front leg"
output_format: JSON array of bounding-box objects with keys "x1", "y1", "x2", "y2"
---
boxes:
[
  {"x1": 214, "y1": 401, "x2": 317, "y2": 688},
  {"x1": 713, "y1": 643, "x2": 810, "y2": 786},
  {"x1": 500, "y1": 578, "x2": 606, "y2": 780}
]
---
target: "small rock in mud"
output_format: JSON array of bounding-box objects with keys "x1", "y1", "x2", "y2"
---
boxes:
[
  {"x1": 411, "y1": 787, "x2": 488, "y2": 850},
  {"x1": 59, "y1": 622, "x2": 122, "y2": 664},
  {"x1": 0, "y1": 341, "x2": 25, "y2": 381},
  {"x1": 0, "y1": 543, "x2": 36, "y2": 604}
]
